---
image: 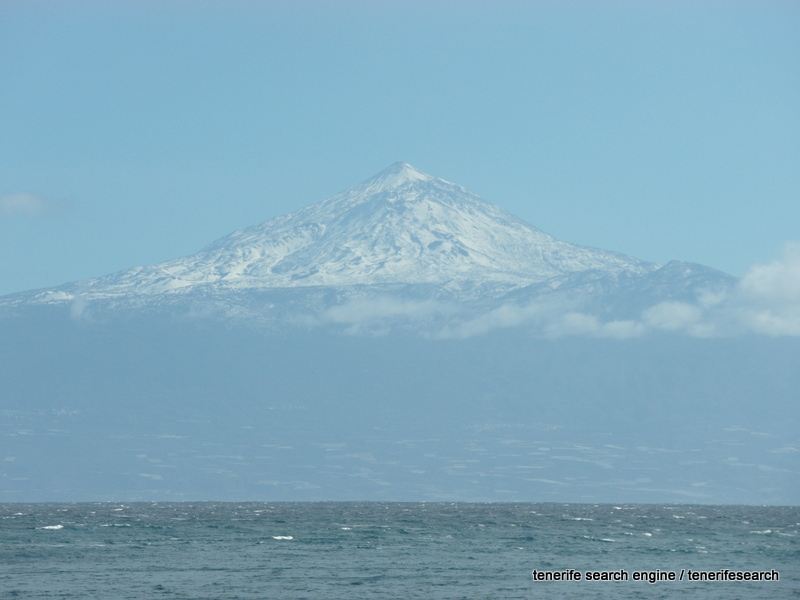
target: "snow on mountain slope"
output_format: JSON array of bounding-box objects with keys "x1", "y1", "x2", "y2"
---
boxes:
[{"x1": 24, "y1": 162, "x2": 658, "y2": 303}]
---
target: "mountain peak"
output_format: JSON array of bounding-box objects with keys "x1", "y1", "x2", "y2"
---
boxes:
[
  {"x1": 366, "y1": 162, "x2": 434, "y2": 190},
  {"x1": 13, "y1": 163, "x2": 660, "y2": 303}
]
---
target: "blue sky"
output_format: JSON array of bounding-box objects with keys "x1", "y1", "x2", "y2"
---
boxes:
[{"x1": 1, "y1": 1, "x2": 798, "y2": 297}]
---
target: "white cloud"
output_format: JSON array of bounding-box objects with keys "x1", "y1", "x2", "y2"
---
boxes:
[
  {"x1": 544, "y1": 313, "x2": 645, "y2": 339},
  {"x1": 738, "y1": 243, "x2": 800, "y2": 303},
  {"x1": 640, "y1": 300, "x2": 719, "y2": 337},
  {"x1": 436, "y1": 303, "x2": 645, "y2": 340},
  {"x1": 0, "y1": 193, "x2": 54, "y2": 218},
  {"x1": 728, "y1": 243, "x2": 800, "y2": 336},
  {"x1": 325, "y1": 297, "x2": 446, "y2": 323},
  {"x1": 69, "y1": 296, "x2": 92, "y2": 322},
  {"x1": 642, "y1": 301, "x2": 703, "y2": 331},
  {"x1": 598, "y1": 319, "x2": 647, "y2": 339},
  {"x1": 306, "y1": 243, "x2": 800, "y2": 339},
  {"x1": 603, "y1": 243, "x2": 800, "y2": 338},
  {"x1": 438, "y1": 301, "x2": 552, "y2": 339},
  {"x1": 316, "y1": 297, "x2": 454, "y2": 335}
]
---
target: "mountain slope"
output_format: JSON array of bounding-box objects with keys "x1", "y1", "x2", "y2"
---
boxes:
[
  {"x1": 0, "y1": 164, "x2": 793, "y2": 505},
  {"x1": 0, "y1": 162, "x2": 738, "y2": 335},
  {"x1": 19, "y1": 163, "x2": 658, "y2": 303}
]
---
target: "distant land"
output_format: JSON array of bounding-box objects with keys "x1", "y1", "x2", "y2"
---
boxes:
[{"x1": 1, "y1": 163, "x2": 797, "y2": 503}]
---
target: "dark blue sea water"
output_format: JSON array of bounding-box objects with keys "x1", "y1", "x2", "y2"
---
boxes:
[{"x1": 1, "y1": 503, "x2": 798, "y2": 599}]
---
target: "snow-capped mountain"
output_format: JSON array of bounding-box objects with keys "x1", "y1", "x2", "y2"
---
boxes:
[
  {"x1": 20, "y1": 163, "x2": 655, "y2": 297},
  {"x1": 2, "y1": 162, "x2": 734, "y2": 327},
  {"x1": 2, "y1": 164, "x2": 794, "y2": 506}
]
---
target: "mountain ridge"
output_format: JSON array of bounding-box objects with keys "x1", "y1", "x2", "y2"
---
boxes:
[
  {"x1": 1, "y1": 162, "x2": 735, "y2": 330},
  {"x1": 1, "y1": 165, "x2": 794, "y2": 505}
]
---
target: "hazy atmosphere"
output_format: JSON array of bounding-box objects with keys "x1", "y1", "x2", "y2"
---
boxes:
[
  {"x1": 1, "y1": 0, "x2": 799, "y2": 504},
  {"x1": 2, "y1": 1, "x2": 798, "y2": 297},
  {"x1": 3, "y1": 4, "x2": 799, "y2": 597}
]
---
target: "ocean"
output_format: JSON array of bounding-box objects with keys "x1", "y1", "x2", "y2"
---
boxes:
[{"x1": 2, "y1": 502, "x2": 798, "y2": 599}]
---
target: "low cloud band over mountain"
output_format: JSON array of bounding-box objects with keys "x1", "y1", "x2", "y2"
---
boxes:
[{"x1": 1, "y1": 164, "x2": 797, "y2": 503}]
